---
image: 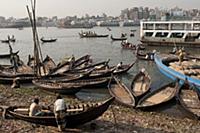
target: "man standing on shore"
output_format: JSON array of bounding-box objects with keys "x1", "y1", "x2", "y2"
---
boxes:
[{"x1": 54, "y1": 95, "x2": 67, "y2": 131}]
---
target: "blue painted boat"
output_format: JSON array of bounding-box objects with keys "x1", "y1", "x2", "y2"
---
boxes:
[{"x1": 154, "y1": 54, "x2": 200, "y2": 90}]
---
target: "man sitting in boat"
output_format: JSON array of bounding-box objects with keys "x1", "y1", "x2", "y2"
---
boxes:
[
  {"x1": 124, "y1": 40, "x2": 131, "y2": 47},
  {"x1": 29, "y1": 98, "x2": 43, "y2": 116},
  {"x1": 121, "y1": 33, "x2": 126, "y2": 38},
  {"x1": 145, "y1": 50, "x2": 156, "y2": 60},
  {"x1": 54, "y1": 95, "x2": 67, "y2": 132},
  {"x1": 116, "y1": 62, "x2": 123, "y2": 69}
]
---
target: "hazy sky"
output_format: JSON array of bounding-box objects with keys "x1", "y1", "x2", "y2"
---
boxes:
[{"x1": 1, "y1": 0, "x2": 200, "y2": 18}]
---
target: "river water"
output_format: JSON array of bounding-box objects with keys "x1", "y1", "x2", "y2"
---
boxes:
[{"x1": 0, "y1": 26, "x2": 198, "y2": 118}]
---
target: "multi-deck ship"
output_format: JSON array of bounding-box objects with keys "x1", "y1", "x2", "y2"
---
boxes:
[{"x1": 140, "y1": 21, "x2": 200, "y2": 47}]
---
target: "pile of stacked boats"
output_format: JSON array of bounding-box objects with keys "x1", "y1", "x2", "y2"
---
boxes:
[
  {"x1": 0, "y1": 54, "x2": 136, "y2": 94},
  {"x1": 0, "y1": 54, "x2": 137, "y2": 127}
]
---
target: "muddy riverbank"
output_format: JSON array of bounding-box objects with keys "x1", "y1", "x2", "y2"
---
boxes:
[{"x1": 0, "y1": 85, "x2": 200, "y2": 133}]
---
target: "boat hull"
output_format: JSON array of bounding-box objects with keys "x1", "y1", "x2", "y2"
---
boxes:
[
  {"x1": 3, "y1": 97, "x2": 114, "y2": 127},
  {"x1": 154, "y1": 54, "x2": 200, "y2": 90},
  {"x1": 141, "y1": 39, "x2": 200, "y2": 48}
]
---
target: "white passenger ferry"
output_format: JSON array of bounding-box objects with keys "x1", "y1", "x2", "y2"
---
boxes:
[{"x1": 140, "y1": 21, "x2": 200, "y2": 47}]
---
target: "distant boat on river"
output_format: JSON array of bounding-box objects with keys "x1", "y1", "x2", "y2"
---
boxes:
[
  {"x1": 110, "y1": 35, "x2": 127, "y2": 41},
  {"x1": 79, "y1": 31, "x2": 109, "y2": 38},
  {"x1": 40, "y1": 37, "x2": 57, "y2": 43}
]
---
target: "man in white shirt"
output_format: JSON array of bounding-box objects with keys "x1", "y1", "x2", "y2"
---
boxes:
[{"x1": 54, "y1": 95, "x2": 66, "y2": 131}]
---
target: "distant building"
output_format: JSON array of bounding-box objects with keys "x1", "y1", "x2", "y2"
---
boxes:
[
  {"x1": 97, "y1": 20, "x2": 120, "y2": 27},
  {"x1": 129, "y1": 7, "x2": 139, "y2": 21}
]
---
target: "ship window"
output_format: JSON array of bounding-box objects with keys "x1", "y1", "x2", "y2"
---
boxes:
[
  {"x1": 145, "y1": 32, "x2": 153, "y2": 37},
  {"x1": 155, "y1": 32, "x2": 168, "y2": 37},
  {"x1": 170, "y1": 33, "x2": 184, "y2": 38}
]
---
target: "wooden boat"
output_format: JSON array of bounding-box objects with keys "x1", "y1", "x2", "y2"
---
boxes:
[
  {"x1": 176, "y1": 84, "x2": 200, "y2": 120},
  {"x1": 27, "y1": 55, "x2": 56, "y2": 69},
  {"x1": 0, "y1": 67, "x2": 93, "y2": 84},
  {"x1": 49, "y1": 55, "x2": 91, "y2": 75},
  {"x1": 113, "y1": 60, "x2": 137, "y2": 74},
  {"x1": 130, "y1": 33, "x2": 135, "y2": 37},
  {"x1": 136, "y1": 52, "x2": 154, "y2": 61},
  {"x1": 107, "y1": 27, "x2": 111, "y2": 31},
  {"x1": 24, "y1": 55, "x2": 56, "y2": 76},
  {"x1": 42, "y1": 70, "x2": 93, "y2": 83},
  {"x1": 154, "y1": 54, "x2": 200, "y2": 91},
  {"x1": 108, "y1": 76, "x2": 135, "y2": 107},
  {"x1": 72, "y1": 60, "x2": 110, "y2": 72},
  {"x1": 110, "y1": 35, "x2": 127, "y2": 41},
  {"x1": 72, "y1": 54, "x2": 91, "y2": 69},
  {"x1": 130, "y1": 29, "x2": 137, "y2": 32},
  {"x1": 32, "y1": 77, "x2": 110, "y2": 94},
  {"x1": 0, "y1": 76, "x2": 35, "y2": 84},
  {"x1": 27, "y1": 55, "x2": 35, "y2": 68},
  {"x1": 0, "y1": 58, "x2": 90, "y2": 84},
  {"x1": 185, "y1": 55, "x2": 200, "y2": 61},
  {"x1": 0, "y1": 51, "x2": 19, "y2": 58},
  {"x1": 42, "y1": 55, "x2": 57, "y2": 73},
  {"x1": 121, "y1": 42, "x2": 145, "y2": 50},
  {"x1": 50, "y1": 61, "x2": 71, "y2": 75},
  {"x1": 79, "y1": 32, "x2": 109, "y2": 38},
  {"x1": 1, "y1": 97, "x2": 114, "y2": 127},
  {"x1": 29, "y1": 55, "x2": 57, "y2": 76},
  {"x1": 136, "y1": 81, "x2": 180, "y2": 109},
  {"x1": 68, "y1": 77, "x2": 110, "y2": 88},
  {"x1": 131, "y1": 70, "x2": 151, "y2": 100},
  {"x1": 32, "y1": 79, "x2": 82, "y2": 95},
  {"x1": 0, "y1": 64, "x2": 34, "y2": 77},
  {"x1": 40, "y1": 37, "x2": 57, "y2": 43},
  {"x1": 1, "y1": 40, "x2": 10, "y2": 43},
  {"x1": 84, "y1": 60, "x2": 136, "y2": 79},
  {"x1": 0, "y1": 64, "x2": 36, "y2": 84},
  {"x1": 86, "y1": 68, "x2": 115, "y2": 79}
]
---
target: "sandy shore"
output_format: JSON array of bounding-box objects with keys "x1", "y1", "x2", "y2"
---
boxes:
[{"x1": 0, "y1": 85, "x2": 200, "y2": 133}]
